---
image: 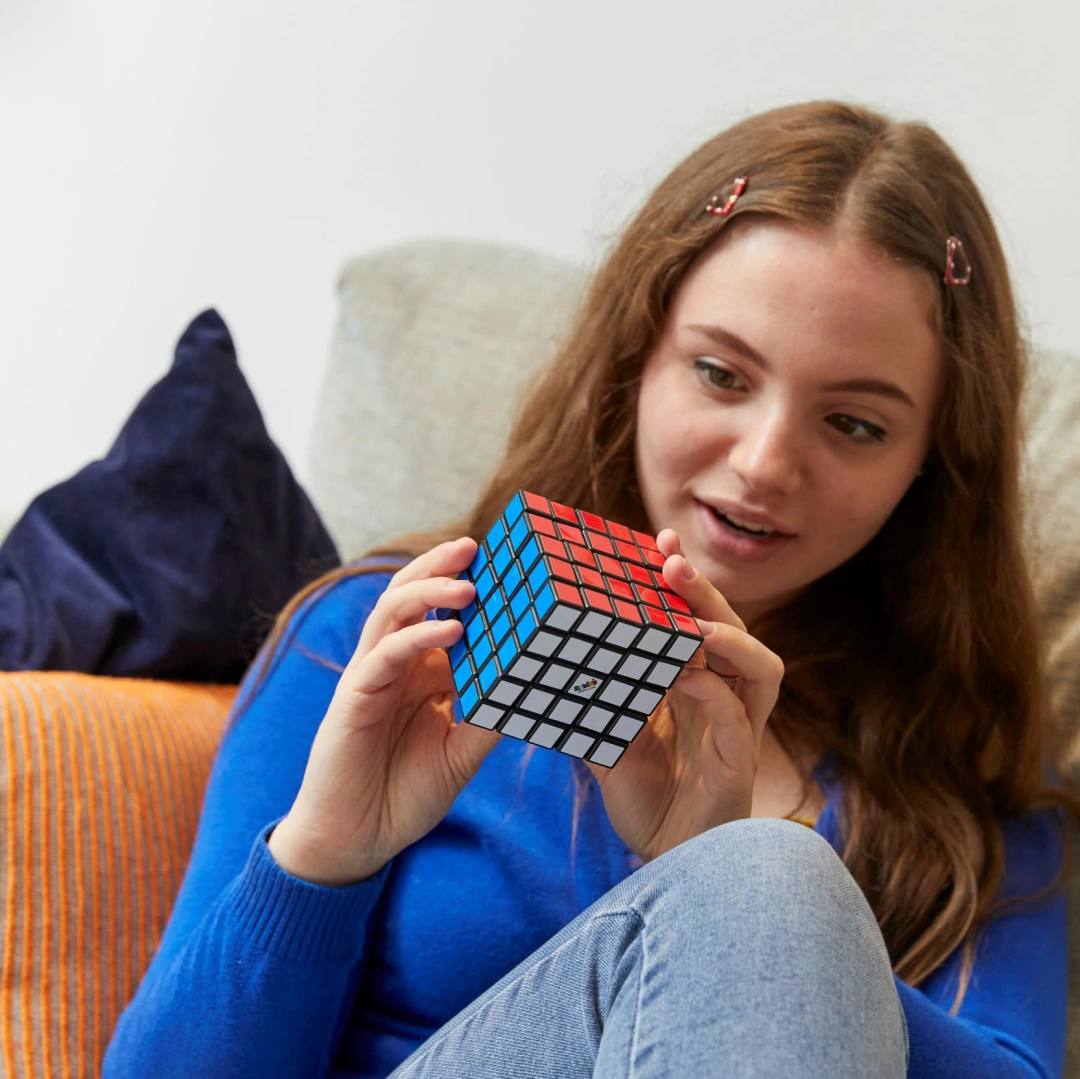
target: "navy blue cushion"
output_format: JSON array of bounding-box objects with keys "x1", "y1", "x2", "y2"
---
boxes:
[{"x1": 0, "y1": 309, "x2": 340, "y2": 682}]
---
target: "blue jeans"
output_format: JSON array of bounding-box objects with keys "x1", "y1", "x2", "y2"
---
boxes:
[{"x1": 387, "y1": 818, "x2": 909, "y2": 1078}]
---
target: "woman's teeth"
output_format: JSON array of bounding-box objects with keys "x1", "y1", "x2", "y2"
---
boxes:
[{"x1": 716, "y1": 510, "x2": 774, "y2": 536}]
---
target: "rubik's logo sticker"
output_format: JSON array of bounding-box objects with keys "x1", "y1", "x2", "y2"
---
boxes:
[{"x1": 439, "y1": 490, "x2": 703, "y2": 768}]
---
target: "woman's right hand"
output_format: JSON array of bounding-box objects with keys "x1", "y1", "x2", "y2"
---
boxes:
[{"x1": 267, "y1": 536, "x2": 501, "y2": 886}]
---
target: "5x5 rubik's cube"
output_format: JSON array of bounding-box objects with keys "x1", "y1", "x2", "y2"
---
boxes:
[{"x1": 440, "y1": 490, "x2": 704, "y2": 768}]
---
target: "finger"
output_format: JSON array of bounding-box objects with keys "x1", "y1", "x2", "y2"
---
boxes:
[
  {"x1": 355, "y1": 575, "x2": 476, "y2": 662},
  {"x1": 385, "y1": 536, "x2": 478, "y2": 593},
  {"x1": 346, "y1": 617, "x2": 465, "y2": 697},
  {"x1": 687, "y1": 622, "x2": 784, "y2": 744},
  {"x1": 695, "y1": 622, "x2": 781, "y2": 682},
  {"x1": 655, "y1": 527, "x2": 683, "y2": 559},
  {"x1": 669, "y1": 553, "x2": 745, "y2": 632},
  {"x1": 672, "y1": 667, "x2": 760, "y2": 792},
  {"x1": 444, "y1": 704, "x2": 503, "y2": 782},
  {"x1": 358, "y1": 535, "x2": 476, "y2": 650},
  {"x1": 656, "y1": 532, "x2": 746, "y2": 633}
]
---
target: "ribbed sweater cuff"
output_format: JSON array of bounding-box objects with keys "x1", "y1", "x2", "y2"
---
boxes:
[{"x1": 228, "y1": 816, "x2": 391, "y2": 963}]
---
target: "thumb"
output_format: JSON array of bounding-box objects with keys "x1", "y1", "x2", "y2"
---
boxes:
[{"x1": 445, "y1": 714, "x2": 502, "y2": 784}]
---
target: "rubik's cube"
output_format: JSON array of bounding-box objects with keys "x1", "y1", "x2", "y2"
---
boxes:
[{"x1": 441, "y1": 490, "x2": 703, "y2": 768}]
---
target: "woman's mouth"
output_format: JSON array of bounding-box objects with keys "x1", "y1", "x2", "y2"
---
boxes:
[{"x1": 695, "y1": 500, "x2": 797, "y2": 563}]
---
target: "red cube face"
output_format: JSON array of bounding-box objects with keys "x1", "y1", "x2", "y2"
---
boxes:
[
  {"x1": 585, "y1": 530, "x2": 616, "y2": 556},
  {"x1": 445, "y1": 491, "x2": 703, "y2": 769}
]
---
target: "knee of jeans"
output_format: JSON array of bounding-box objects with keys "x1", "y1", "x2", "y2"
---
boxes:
[{"x1": 642, "y1": 818, "x2": 870, "y2": 931}]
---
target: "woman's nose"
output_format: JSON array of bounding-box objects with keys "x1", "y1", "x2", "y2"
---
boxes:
[{"x1": 725, "y1": 410, "x2": 803, "y2": 493}]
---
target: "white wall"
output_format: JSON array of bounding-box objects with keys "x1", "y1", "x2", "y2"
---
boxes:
[{"x1": 1, "y1": 0, "x2": 1076, "y2": 521}]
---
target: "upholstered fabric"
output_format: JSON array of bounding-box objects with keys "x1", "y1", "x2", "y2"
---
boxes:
[
  {"x1": 0, "y1": 673, "x2": 235, "y2": 1078},
  {"x1": 1020, "y1": 348, "x2": 1080, "y2": 771},
  {"x1": 1019, "y1": 346, "x2": 1080, "y2": 1074},
  {"x1": 307, "y1": 239, "x2": 587, "y2": 562}
]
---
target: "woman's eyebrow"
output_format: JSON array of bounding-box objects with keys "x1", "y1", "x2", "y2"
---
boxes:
[{"x1": 685, "y1": 323, "x2": 917, "y2": 410}]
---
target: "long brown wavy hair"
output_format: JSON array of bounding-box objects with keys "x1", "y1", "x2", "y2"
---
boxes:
[{"x1": 245, "y1": 100, "x2": 1079, "y2": 1012}]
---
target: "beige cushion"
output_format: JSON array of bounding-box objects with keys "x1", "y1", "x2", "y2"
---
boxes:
[
  {"x1": 1020, "y1": 348, "x2": 1080, "y2": 771},
  {"x1": 1020, "y1": 348, "x2": 1080, "y2": 1077},
  {"x1": 307, "y1": 239, "x2": 586, "y2": 561}
]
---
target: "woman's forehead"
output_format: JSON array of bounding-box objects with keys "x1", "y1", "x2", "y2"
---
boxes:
[{"x1": 666, "y1": 221, "x2": 942, "y2": 397}]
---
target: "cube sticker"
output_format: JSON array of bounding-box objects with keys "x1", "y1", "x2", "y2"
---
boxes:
[{"x1": 440, "y1": 490, "x2": 703, "y2": 768}]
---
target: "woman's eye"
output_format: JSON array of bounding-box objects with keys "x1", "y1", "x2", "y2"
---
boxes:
[
  {"x1": 695, "y1": 360, "x2": 889, "y2": 444},
  {"x1": 693, "y1": 358, "x2": 740, "y2": 391},
  {"x1": 828, "y1": 415, "x2": 887, "y2": 444}
]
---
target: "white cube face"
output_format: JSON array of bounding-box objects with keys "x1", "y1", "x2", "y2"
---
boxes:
[
  {"x1": 520, "y1": 688, "x2": 554, "y2": 715},
  {"x1": 646, "y1": 661, "x2": 680, "y2": 688},
  {"x1": 561, "y1": 731, "x2": 595, "y2": 758},
  {"x1": 616, "y1": 654, "x2": 651, "y2": 680},
  {"x1": 529, "y1": 722, "x2": 564, "y2": 748},
  {"x1": 509, "y1": 656, "x2": 543, "y2": 681},
  {"x1": 489, "y1": 681, "x2": 523, "y2": 707},
  {"x1": 665, "y1": 635, "x2": 699, "y2": 663},
  {"x1": 629, "y1": 688, "x2": 664, "y2": 715},
  {"x1": 545, "y1": 604, "x2": 580, "y2": 633},
  {"x1": 501, "y1": 714, "x2": 535, "y2": 740},
  {"x1": 580, "y1": 705, "x2": 614, "y2": 733},
  {"x1": 526, "y1": 631, "x2": 562, "y2": 657},
  {"x1": 599, "y1": 680, "x2": 633, "y2": 707},
  {"x1": 549, "y1": 698, "x2": 584, "y2": 724},
  {"x1": 578, "y1": 611, "x2": 613, "y2": 638},
  {"x1": 608, "y1": 716, "x2": 644, "y2": 742},
  {"x1": 588, "y1": 741, "x2": 625, "y2": 768},
  {"x1": 557, "y1": 637, "x2": 592, "y2": 664},
  {"x1": 585, "y1": 648, "x2": 620, "y2": 674},
  {"x1": 471, "y1": 703, "x2": 505, "y2": 730},
  {"x1": 604, "y1": 622, "x2": 642, "y2": 649},
  {"x1": 638, "y1": 627, "x2": 672, "y2": 655},
  {"x1": 566, "y1": 673, "x2": 602, "y2": 699},
  {"x1": 540, "y1": 663, "x2": 574, "y2": 690}
]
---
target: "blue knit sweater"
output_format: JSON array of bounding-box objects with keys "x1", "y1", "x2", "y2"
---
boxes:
[{"x1": 103, "y1": 567, "x2": 1069, "y2": 1078}]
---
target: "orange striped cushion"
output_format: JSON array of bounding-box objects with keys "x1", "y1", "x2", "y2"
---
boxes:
[{"x1": 0, "y1": 673, "x2": 236, "y2": 1078}]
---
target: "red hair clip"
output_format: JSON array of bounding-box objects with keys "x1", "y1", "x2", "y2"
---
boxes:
[
  {"x1": 944, "y1": 235, "x2": 972, "y2": 286},
  {"x1": 705, "y1": 176, "x2": 748, "y2": 217}
]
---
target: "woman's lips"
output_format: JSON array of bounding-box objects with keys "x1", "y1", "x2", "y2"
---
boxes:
[{"x1": 695, "y1": 499, "x2": 797, "y2": 564}]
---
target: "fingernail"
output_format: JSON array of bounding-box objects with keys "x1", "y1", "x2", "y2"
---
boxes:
[
  {"x1": 697, "y1": 620, "x2": 715, "y2": 635},
  {"x1": 681, "y1": 557, "x2": 695, "y2": 581}
]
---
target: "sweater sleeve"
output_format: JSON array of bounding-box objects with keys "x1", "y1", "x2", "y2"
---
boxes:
[
  {"x1": 103, "y1": 566, "x2": 401, "y2": 1078},
  {"x1": 898, "y1": 807, "x2": 1069, "y2": 1079}
]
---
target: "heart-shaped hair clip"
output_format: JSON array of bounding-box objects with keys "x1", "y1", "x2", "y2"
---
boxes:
[
  {"x1": 705, "y1": 176, "x2": 748, "y2": 218},
  {"x1": 944, "y1": 235, "x2": 972, "y2": 287}
]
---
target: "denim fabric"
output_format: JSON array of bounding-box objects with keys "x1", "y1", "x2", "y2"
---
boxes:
[{"x1": 386, "y1": 817, "x2": 909, "y2": 1079}]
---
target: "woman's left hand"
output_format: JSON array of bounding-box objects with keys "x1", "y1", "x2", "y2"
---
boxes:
[{"x1": 585, "y1": 528, "x2": 785, "y2": 863}]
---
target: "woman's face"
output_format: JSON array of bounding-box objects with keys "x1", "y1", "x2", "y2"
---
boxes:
[{"x1": 634, "y1": 220, "x2": 943, "y2": 630}]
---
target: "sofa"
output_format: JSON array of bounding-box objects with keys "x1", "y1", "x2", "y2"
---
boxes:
[{"x1": 0, "y1": 238, "x2": 1077, "y2": 1077}]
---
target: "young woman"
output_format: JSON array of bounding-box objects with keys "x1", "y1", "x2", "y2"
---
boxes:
[{"x1": 105, "y1": 100, "x2": 1077, "y2": 1079}]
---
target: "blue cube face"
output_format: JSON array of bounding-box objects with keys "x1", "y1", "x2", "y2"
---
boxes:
[{"x1": 436, "y1": 491, "x2": 703, "y2": 768}]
